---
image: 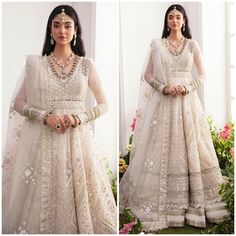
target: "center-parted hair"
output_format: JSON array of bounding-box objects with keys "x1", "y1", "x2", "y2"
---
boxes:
[
  {"x1": 162, "y1": 4, "x2": 192, "y2": 39},
  {"x1": 42, "y1": 5, "x2": 85, "y2": 56}
]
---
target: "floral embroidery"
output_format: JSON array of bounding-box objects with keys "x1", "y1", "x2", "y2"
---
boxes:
[
  {"x1": 22, "y1": 163, "x2": 36, "y2": 185},
  {"x1": 16, "y1": 222, "x2": 33, "y2": 234}
]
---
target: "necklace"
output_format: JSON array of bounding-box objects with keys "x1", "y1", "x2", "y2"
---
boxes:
[
  {"x1": 48, "y1": 53, "x2": 79, "y2": 83},
  {"x1": 167, "y1": 37, "x2": 185, "y2": 57},
  {"x1": 50, "y1": 52, "x2": 74, "y2": 79}
]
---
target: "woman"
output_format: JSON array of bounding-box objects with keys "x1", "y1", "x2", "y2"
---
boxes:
[
  {"x1": 120, "y1": 4, "x2": 229, "y2": 231},
  {"x1": 2, "y1": 5, "x2": 117, "y2": 234}
]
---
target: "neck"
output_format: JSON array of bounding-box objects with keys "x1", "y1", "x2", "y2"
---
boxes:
[
  {"x1": 53, "y1": 44, "x2": 73, "y2": 59},
  {"x1": 168, "y1": 30, "x2": 183, "y2": 41}
]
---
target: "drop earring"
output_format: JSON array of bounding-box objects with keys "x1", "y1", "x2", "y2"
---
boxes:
[
  {"x1": 182, "y1": 24, "x2": 185, "y2": 32},
  {"x1": 73, "y1": 34, "x2": 77, "y2": 46},
  {"x1": 50, "y1": 34, "x2": 54, "y2": 45},
  {"x1": 167, "y1": 26, "x2": 170, "y2": 32}
]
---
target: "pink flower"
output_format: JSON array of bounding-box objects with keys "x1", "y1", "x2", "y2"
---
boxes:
[
  {"x1": 219, "y1": 130, "x2": 231, "y2": 140},
  {"x1": 224, "y1": 124, "x2": 231, "y2": 132},
  {"x1": 219, "y1": 123, "x2": 232, "y2": 141},
  {"x1": 119, "y1": 221, "x2": 137, "y2": 234},
  {"x1": 130, "y1": 117, "x2": 137, "y2": 132},
  {"x1": 230, "y1": 147, "x2": 234, "y2": 157}
]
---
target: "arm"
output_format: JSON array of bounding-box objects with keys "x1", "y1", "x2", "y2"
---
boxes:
[
  {"x1": 13, "y1": 67, "x2": 49, "y2": 124},
  {"x1": 76, "y1": 59, "x2": 108, "y2": 125},
  {"x1": 185, "y1": 40, "x2": 206, "y2": 93},
  {"x1": 143, "y1": 47, "x2": 167, "y2": 93}
]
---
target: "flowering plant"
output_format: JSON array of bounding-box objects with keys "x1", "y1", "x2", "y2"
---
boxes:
[
  {"x1": 119, "y1": 208, "x2": 143, "y2": 234},
  {"x1": 119, "y1": 116, "x2": 136, "y2": 180},
  {"x1": 207, "y1": 118, "x2": 234, "y2": 234}
]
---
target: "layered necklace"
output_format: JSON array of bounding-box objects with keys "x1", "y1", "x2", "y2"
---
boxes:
[
  {"x1": 49, "y1": 52, "x2": 77, "y2": 82},
  {"x1": 167, "y1": 36, "x2": 185, "y2": 57}
]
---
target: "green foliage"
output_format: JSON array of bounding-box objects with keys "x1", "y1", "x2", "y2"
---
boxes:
[
  {"x1": 119, "y1": 134, "x2": 133, "y2": 181},
  {"x1": 119, "y1": 208, "x2": 144, "y2": 234},
  {"x1": 207, "y1": 118, "x2": 234, "y2": 234}
]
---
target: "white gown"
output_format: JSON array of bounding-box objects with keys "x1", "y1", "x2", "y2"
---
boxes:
[
  {"x1": 2, "y1": 55, "x2": 117, "y2": 234},
  {"x1": 120, "y1": 38, "x2": 229, "y2": 231}
]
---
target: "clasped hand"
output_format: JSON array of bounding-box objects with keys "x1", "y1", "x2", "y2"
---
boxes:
[
  {"x1": 46, "y1": 114, "x2": 79, "y2": 134},
  {"x1": 163, "y1": 85, "x2": 187, "y2": 97}
]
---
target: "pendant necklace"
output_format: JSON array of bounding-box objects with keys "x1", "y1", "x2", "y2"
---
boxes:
[
  {"x1": 167, "y1": 36, "x2": 184, "y2": 57},
  {"x1": 50, "y1": 52, "x2": 74, "y2": 81}
]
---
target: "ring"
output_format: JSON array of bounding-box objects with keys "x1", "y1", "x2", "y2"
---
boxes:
[
  {"x1": 65, "y1": 120, "x2": 70, "y2": 127},
  {"x1": 55, "y1": 123, "x2": 61, "y2": 129}
]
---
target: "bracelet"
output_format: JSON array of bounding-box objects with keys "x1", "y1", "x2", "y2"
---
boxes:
[
  {"x1": 75, "y1": 115, "x2": 81, "y2": 125},
  {"x1": 183, "y1": 85, "x2": 189, "y2": 95},
  {"x1": 71, "y1": 114, "x2": 78, "y2": 128}
]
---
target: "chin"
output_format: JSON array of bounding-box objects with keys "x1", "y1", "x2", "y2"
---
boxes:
[{"x1": 55, "y1": 42, "x2": 71, "y2": 47}]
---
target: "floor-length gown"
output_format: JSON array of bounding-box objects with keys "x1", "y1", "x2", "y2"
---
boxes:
[
  {"x1": 2, "y1": 55, "x2": 117, "y2": 234},
  {"x1": 119, "y1": 38, "x2": 229, "y2": 231}
]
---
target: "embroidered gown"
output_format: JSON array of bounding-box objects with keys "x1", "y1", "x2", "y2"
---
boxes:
[
  {"x1": 119, "y1": 38, "x2": 229, "y2": 231},
  {"x1": 2, "y1": 55, "x2": 117, "y2": 234}
]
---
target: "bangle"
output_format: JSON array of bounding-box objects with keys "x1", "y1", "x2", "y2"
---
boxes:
[
  {"x1": 71, "y1": 114, "x2": 78, "y2": 128},
  {"x1": 76, "y1": 115, "x2": 81, "y2": 125},
  {"x1": 183, "y1": 85, "x2": 189, "y2": 95}
]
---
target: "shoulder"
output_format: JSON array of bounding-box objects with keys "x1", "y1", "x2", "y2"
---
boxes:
[
  {"x1": 26, "y1": 55, "x2": 43, "y2": 66},
  {"x1": 188, "y1": 39, "x2": 201, "y2": 53},
  {"x1": 150, "y1": 38, "x2": 163, "y2": 49}
]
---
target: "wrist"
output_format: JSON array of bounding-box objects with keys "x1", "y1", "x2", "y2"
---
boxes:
[{"x1": 162, "y1": 86, "x2": 169, "y2": 95}]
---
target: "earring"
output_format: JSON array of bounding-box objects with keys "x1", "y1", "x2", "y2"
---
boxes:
[
  {"x1": 182, "y1": 24, "x2": 185, "y2": 32},
  {"x1": 73, "y1": 34, "x2": 77, "y2": 46},
  {"x1": 50, "y1": 34, "x2": 54, "y2": 45},
  {"x1": 167, "y1": 26, "x2": 170, "y2": 32}
]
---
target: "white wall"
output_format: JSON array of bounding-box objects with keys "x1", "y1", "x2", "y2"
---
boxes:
[
  {"x1": 94, "y1": 2, "x2": 118, "y2": 173},
  {"x1": 2, "y1": 2, "x2": 117, "y2": 172},
  {"x1": 202, "y1": 2, "x2": 227, "y2": 128}
]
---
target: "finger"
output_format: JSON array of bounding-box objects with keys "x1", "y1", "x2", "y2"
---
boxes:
[{"x1": 58, "y1": 116, "x2": 66, "y2": 132}]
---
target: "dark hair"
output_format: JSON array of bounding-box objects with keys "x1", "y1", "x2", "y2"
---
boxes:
[
  {"x1": 42, "y1": 5, "x2": 85, "y2": 56},
  {"x1": 161, "y1": 4, "x2": 192, "y2": 39}
]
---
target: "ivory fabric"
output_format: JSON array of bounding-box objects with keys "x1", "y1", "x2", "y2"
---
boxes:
[
  {"x1": 2, "y1": 55, "x2": 117, "y2": 234},
  {"x1": 119, "y1": 38, "x2": 229, "y2": 231}
]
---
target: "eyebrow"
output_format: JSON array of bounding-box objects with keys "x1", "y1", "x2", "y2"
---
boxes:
[
  {"x1": 168, "y1": 14, "x2": 182, "y2": 16},
  {"x1": 52, "y1": 21, "x2": 73, "y2": 24}
]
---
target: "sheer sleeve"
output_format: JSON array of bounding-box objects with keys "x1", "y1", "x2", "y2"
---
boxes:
[
  {"x1": 143, "y1": 43, "x2": 166, "y2": 93},
  {"x1": 76, "y1": 59, "x2": 108, "y2": 125},
  {"x1": 13, "y1": 65, "x2": 48, "y2": 123},
  {"x1": 186, "y1": 40, "x2": 206, "y2": 93}
]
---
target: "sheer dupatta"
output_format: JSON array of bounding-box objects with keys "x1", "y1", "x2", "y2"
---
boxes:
[
  {"x1": 2, "y1": 56, "x2": 43, "y2": 233},
  {"x1": 120, "y1": 39, "x2": 168, "y2": 210}
]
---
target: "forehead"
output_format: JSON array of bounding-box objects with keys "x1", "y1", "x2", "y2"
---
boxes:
[
  {"x1": 168, "y1": 9, "x2": 183, "y2": 17},
  {"x1": 52, "y1": 14, "x2": 74, "y2": 23}
]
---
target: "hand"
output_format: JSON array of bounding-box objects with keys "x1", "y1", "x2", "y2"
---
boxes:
[
  {"x1": 175, "y1": 85, "x2": 186, "y2": 95},
  {"x1": 163, "y1": 86, "x2": 178, "y2": 97},
  {"x1": 63, "y1": 114, "x2": 76, "y2": 127},
  {"x1": 46, "y1": 114, "x2": 66, "y2": 134}
]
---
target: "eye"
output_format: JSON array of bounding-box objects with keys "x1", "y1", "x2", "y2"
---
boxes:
[
  {"x1": 65, "y1": 25, "x2": 72, "y2": 29},
  {"x1": 52, "y1": 24, "x2": 59, "y2": 28}
]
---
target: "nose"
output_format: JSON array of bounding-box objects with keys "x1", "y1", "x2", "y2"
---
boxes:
[{"x1": 59, "y1": 26, "x2": 66, "y2": 34}]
